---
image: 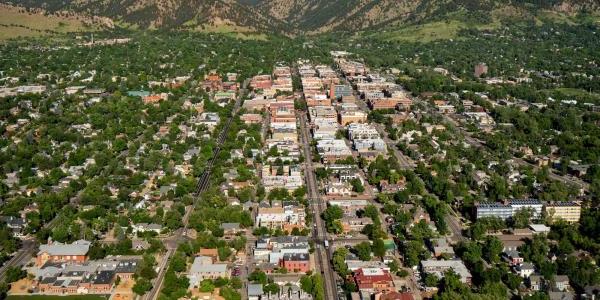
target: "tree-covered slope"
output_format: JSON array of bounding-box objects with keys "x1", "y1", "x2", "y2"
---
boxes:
[{"x1": 0, "y1": 0, "x2": 597, "y2": 34}]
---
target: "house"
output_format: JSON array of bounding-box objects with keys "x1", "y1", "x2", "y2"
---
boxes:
[
  {"x1": 325, "y1": 182, "x2": 352, "y2": 196},
  {"x1": 554, "y1": 275, "x2": 570, "y2": 292},
  {"x1": 379, "y1": 179, "x2": 406, "y2": 194},
  {"x1": 353, "y1": 268, "x2": 395, "y2": 293},
  {"x1": 495, "y1": 232, "x2": 532, "y2": 252},
  {"x1": 346, "y1": 256, "x2": 390, "y2": 272},
  {"x1": 248, "y1": 283, "x2": 264, "y2": 300},
  {"x1": 437, "y1": 105, "x2": 456, "y2": 114},
  {"x1": 241, "y1": 114, "x2": 263, "y2": 124},
  {"x1": 36, "y1": 240, "x2": 91, "y2": 267},
  {"x1": 529, "y1": 275, "x2": 544, "y2": 291},
  {"x1": 411, "y1": 207, "x2": 431, "y2": 225},
  {"x1": 220, "y1": 223, "x2": 242, "y2": 236},
  {"x1": 196, "y1": 112, "x2": 221, "y2": 130},
  {"x1": 142, "y1": 93, "x2": 168, "y2": 104},
  {"x1": 341, "y1": 217, "x2": 373, "y2": 233},
  {"x1": 132, "y1": 239, "x2": 150, "y2": 251},
  {"x1": 529, "y1": 224, "x2": 551, "y2": 234},
  {"x1": 0, "y1": 216, "x2": 27, "y2": 238},
  {"x1": 503, "y1": 250, "x2": 524, "y2": 266},
  {"x1": 131, "y1": 223, "x2": 162, "y2": 235},
  {"x1": 515, "y1": 262, "x2": 535, "y2": 278},
  {"x1": 198, "y1": 248, "x2": 220, "y2": 262},
  {"x1": 187, "y1": 256, "x2": 229, "y2": 287},
  {"x1": 429, "y1": 238, "x2": 454, "y2": 258},
  {"x1": 420, "y1": 259, "x2": 472, "y2": 284}
]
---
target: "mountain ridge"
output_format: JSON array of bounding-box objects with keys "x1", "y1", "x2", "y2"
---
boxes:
[{"x1": 1, "y1": 0, "x2": 598, "y2": 35}]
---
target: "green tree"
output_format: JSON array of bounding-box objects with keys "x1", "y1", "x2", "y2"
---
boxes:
[
  {"x1": 248, "y1": 270, "x2": 268, "y2": 284},
  {"x1": 132, "y1": 278, "x2": 152, "y2": 295},
  {"x1": 483, "y1": 236, "x2": 503, "y2": 263},
  {"x1": 372, "y1": 238, "x2": 386, "y2": 258},
  {"x1": 199, "y1": 279, "x2": 215, "y2": 292},
  {"x1": 354, "y1": 242, "x2": 372, "y2": 261}
]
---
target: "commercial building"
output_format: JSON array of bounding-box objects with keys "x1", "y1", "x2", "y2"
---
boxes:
[
  {"x1": 280, "y1": 253, "x2": 310, "y2": 273},
  {"x1": 316, "y1": 139, "x2": 353, "y2": 163}
]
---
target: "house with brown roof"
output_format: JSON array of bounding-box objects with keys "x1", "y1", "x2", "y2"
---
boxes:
[{"x1": 198, "y1": 248, "x2": 219, "y2": 262}]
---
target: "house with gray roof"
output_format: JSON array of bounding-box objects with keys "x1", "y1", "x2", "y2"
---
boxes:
[
  {"x1": 248, "y1": 283, "x2": 264, "y2": 300},
  {"x1": 187, "y1": 256, "x2": 229, "y2": 287}
]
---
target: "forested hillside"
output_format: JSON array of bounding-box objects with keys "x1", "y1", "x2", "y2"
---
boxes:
[{"x1": 0, "y1": 0, "x2": 598, "y2": 34}]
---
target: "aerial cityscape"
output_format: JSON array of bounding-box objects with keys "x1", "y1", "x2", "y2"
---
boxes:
[{"x1": 0, "y1": 1, "x2": 599, "y2": 300}]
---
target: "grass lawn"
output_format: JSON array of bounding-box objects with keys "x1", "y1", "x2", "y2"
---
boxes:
[{"x1": 7, "y1": 296, "x2": 109, "y2": 300}]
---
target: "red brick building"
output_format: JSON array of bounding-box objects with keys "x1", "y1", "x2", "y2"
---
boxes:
[
  {"x1": 353, "y1": 268, "x2": 394, "y2": 293},
  {"x1": 36, "y1": 240, "x2": 91, "y2": 267},
  {"x1": 280, "y1": 253, "x2": 310, "y2": 273}
]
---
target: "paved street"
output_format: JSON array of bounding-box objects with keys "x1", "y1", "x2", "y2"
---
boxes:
[{"x1": 298, "y1": 111, "x2": 339, "y2": 300}]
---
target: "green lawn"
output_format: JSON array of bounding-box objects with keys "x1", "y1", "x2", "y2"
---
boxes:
[{"x1": 7, "y1": 295, "x2": 109, "y2": 300}]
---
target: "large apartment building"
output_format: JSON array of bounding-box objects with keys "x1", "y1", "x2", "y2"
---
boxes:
[
  {"x1": 544, "y1": 201, "x2": 581, "y2": 223},
  {"x1": 475, "y1": 199, "x2": 552, "y2": 221}
]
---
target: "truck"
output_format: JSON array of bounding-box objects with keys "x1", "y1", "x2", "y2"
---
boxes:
[{"x1": 324, "y1": 240, "x2": 329, "y2": 249}]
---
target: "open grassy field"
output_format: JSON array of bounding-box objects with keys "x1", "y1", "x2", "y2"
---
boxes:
[
  {"x1": 370, "y1": 7, "x2": 598, "y2": 43},
  {"x1": 371, "y1": 19, "x2": 499, "y2": 42},
  {"x1": 193, "y1": 24, "x2": 268, "y2": 40},
  {"x1": 7, "y1": 295, "x2": 109, "y2": 300},
  {"x1": 181, "y1": 16, "x2": 268, "y2": 40},
  {"x1": 0, "y1": 5, "x2": 96, "y2": 40}
]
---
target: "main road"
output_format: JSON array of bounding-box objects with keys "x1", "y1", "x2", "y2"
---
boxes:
[{"x1": 298, "y1": 111, "x2": 339, "y2": 300}]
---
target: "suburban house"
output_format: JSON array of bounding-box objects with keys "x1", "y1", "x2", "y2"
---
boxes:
[
  {"x1": 420, "y1": 259, "x2": 472, "y2": 284},
  {"x1": 131, "y1": 223, "x2": 163, "y2": 235},
  {"x1": 187, "y1": 256, "x2": 229, "y2": 287}
]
